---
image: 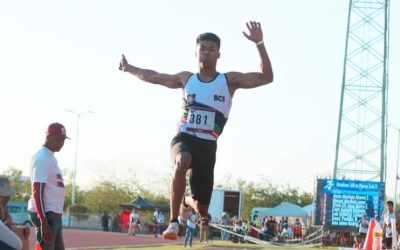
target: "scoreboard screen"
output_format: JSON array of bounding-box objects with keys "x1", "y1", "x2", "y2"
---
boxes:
[{"x1": 314, "y1": 179, "x2": 385, "y2": 230}]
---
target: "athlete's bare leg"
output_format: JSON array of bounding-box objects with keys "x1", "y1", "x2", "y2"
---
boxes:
[{"x1": 169, "y1": 152, "x2": 191, "y2": 221}]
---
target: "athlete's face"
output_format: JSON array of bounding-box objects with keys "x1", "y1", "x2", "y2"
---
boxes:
[{"x1": 196, "y1": 41, "x2": 220, "y2": 69}]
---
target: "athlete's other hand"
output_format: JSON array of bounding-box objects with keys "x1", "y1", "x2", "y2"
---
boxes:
[
  {"x1": 242, "y1": 21, "x2": 263, "y2": 43},
  {"x1": 119, "y1": 54, "x2": 128, "y2": 71}
]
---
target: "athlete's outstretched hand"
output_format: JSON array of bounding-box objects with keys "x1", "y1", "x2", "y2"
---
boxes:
[
  {"x1": 119, "y1": 54, "x2": 128, "y2": 71},
  {"x1": 242, "y1": 21, "x2": 263, "y2": 43}
]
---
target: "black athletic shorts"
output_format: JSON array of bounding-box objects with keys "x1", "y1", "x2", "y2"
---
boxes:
[{"x1": 170, "y1": 132, "x2": 217, "y2": 205}]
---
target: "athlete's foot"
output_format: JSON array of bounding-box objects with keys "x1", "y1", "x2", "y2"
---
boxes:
[{"x1": 162, "y1": 222, "x2": 179, "y2": 240}]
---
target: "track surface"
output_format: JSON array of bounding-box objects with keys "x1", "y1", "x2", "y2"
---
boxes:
[{"x1": 29, "y1": 229, "x2": 183, "y2": 249}]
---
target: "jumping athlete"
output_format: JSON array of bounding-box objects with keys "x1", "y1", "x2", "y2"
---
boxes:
[{"x1": 119, "y1": 21, "x2": 273, "y2": 240}]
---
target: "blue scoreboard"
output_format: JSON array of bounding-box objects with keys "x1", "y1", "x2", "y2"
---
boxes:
[{"x1": 315, "y1": 179, "x2": 385, "y2": 230}]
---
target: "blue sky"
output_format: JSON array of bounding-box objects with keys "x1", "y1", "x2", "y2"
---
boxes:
[{"x1": 1, "y1": 0, "x2": 399, "y2": 196}]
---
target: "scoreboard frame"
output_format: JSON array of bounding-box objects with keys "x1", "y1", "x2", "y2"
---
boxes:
[{"x1": 314, "y1": 178, "x2": 385, "y2": 230}]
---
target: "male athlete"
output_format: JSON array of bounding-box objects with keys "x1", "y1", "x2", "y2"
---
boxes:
[{"x1": 119, "y1": 21, "x2": 273, "y2": 240}]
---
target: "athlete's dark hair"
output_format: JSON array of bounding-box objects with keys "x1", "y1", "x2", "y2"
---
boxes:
[
  {"x1": 387, "y1": 200, "x2": 394, "y2": 205},
  {"x1": 196, "y1": 32, "x2": 221, "y2": 49}
]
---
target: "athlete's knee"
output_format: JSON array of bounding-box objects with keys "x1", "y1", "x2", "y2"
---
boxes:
[{"x1": 174, "y1": 152, "x2": 191, "y2": 173}]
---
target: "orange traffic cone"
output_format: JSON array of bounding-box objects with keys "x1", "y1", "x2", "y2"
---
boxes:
[
  {"x1": 363, "y1": 219, "x2": 376, "y2": 250},
  {"x1": 371, "y1": 221, "x2": 383, "y2": 250}
]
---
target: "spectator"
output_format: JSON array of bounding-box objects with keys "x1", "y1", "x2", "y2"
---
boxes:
[
  {"x1": 353, "y1": 234, "x2": 363, "y2": 249},
  {"x1": 252, "y1": 214, "x2": 261, "y2": 228},
  {"x1": 199, "y1": 213, "x2": 212, "y2": 243},
  {"x1": 259, "y1": 221, "x2": 268, "y2": 241},
  {"x1": 265, "y1": 216, "x2": 277, "y2": 241},
  {"x1": 111, "y1": 213, "x2": 122, "y2": 232},
  {"x1": 253, "y1": 212, "x2": 258, "y2": 222},
  {"x1": 220, "y1": 212, "x2": 229, "y2": 241},
  {"x1": 184, "y1": 209, "x2": 197, "y2": 247},
  {"x1": 100, "y1": 211, "x2": 112, "y2": 231},
  {"x1": 153, "y1": 208, "x2": 165, "y2": 237},
  {"x1": 376, "y1": 215, "x2": 384, "y2": 228},
  {"x1": 233, "y1": 217, "x2": 244, "y2": 243},
  {"x1": 278, "y1": 217, "x2": 285, "y2": 232},
  {"x1": 0, "y1": 176, "x2": 23, "y2": 250},
  {"x1": 28, "y1": 122, "x2": 69, "y2": 250},
  {"x1": 0, "y1": 176, "x2": 16, "y2": 229},
  {"x1": 128, "y1": 208, "x2": 142, "y2": 236},
  {"x1": 280, "y1": 223, "x2": 293, "y2": 239},
  {"x1": 383, "y1": 200, "x2": 400, "y2": 249},
  {"x1": 358, "y1": 215, "x2": 369, "y2": 244},
  {"x1": 293, "y1": 218, "x2": 302, "y2": 239}
]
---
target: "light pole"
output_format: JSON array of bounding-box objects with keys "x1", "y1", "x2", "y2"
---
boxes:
[
  {"x1": 389, "y1": 124, "x2": 400, "y2": 209},
  {"x1": 65, "y1": 109, "x2": 93, "y2": 227}
]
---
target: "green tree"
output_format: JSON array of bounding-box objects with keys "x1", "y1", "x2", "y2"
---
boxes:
[
  {"x1": 135, "y1": 186, "x2": 169, "y2": 206},
  {"x1": 235, "y1": 179, "x2": 313, "y2": 219},
  {"x1": 70, "y1": 204, "x2": 90, "y2": 225},
  {"x1": 82, "y1": 181, "x2": 136, "y2": 215},
  {"x1": 63, "y1": 183, "x2": 86, "y2": 212},
  {"x1": 132, "y1": 186, "x2": 170, "y2": 224}
]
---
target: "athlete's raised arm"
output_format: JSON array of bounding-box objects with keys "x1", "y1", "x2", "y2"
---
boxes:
[
  {"x1": 227, "y1": 21, "x2": 273, "y2": 93},
  {"x1": 119, "y1": 54, "x2": 190, "y2": 89}
]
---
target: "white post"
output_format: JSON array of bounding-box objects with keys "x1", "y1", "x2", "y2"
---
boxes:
[
  {"x1": 65, "y1": 109, "x2": 93, "y2": 227},
  {"x1": 71, "y1": 114, "x2": 80, "y2": 205}
]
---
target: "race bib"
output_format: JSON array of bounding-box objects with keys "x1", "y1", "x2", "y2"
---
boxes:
[{"x1": 186, "y1": 109, "x2": 215, "y2": 132}]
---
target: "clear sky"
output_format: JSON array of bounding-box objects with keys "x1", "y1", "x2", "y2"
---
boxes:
[{"x1": 1, "y1": 0, "x2": 399, "y2": 197}]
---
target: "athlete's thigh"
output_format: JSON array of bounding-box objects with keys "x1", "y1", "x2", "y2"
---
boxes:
[{"x1": 170, "y1": 133, "x2": 192, "y2": 167}]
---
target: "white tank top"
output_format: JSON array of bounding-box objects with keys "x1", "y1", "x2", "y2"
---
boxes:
[{"x1": 177, "y1": 73, "x2": 232, "y2": 141}]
